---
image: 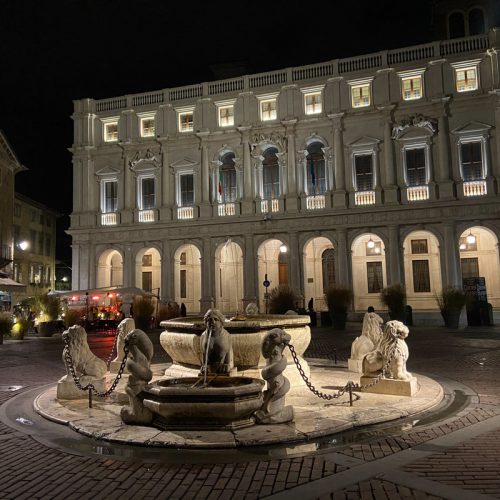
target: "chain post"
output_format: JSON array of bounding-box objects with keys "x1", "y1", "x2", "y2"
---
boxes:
[
  {"x1": 347, "y1": 381, "x2": 353, "y2": 406},
  {"x1": 88, "y1": 387, "x2": 93, "y2": 408}
]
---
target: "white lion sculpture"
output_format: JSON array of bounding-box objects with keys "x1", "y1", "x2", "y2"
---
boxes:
[
  {"x1": 57, "y1": 325, "x2": 107, "y2": 399},
  {"x1": 362, "y1": 320, "x2": 413, "y2": 381}
]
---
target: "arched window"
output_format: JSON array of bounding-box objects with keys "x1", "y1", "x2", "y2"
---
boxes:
[
  {"x1": 218, "y1": 152, "x2": 237, "y2": 203},
  {"x1": 262, "y1": 147, "x2": 280, "y2": 200},
  {"x1": 469, "y1": 8, "x2": 485, "y2": 36},
  {"x1": 307, "y1": 142, "x2": 326, "y2": 195},
  {"x1": 449, "y1": 12, "x2": 465, "y2": 38},
  {"x1": 322, "y1": 248, "x2": 335, "y2": 292}
]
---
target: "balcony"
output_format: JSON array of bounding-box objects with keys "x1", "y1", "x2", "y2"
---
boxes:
[
  {"x1": 463, "y1": 180, "x2": 486, "y2": 197},
  {"x1": 101, "y1": 213, "x2": 117, "y2": 226},
  {"x1": 138, "y1": 210, "x2": 155, "y2": 223},
  {"x1": 407, "y1": 185, "x2": 429, "y2": 202},
  {"x1": 218, "y1": 203, "x2": 236, "y2": 217},
  {"x1": 354, "y1": 191, "x2": 375, "y2": 206},
  {"x1": 306, "y1": 195, "x2": 326, "y2": 210},
  {"x1": 261, "y1": 199, "x2": 280, "y2": 213},
  {"x1": 178, "y1": 206, "x2": 194, "y2": 220}
]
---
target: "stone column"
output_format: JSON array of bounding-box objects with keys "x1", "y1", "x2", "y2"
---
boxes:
[
  {"x1": 198, "y1": 133, "x2": 211, "y2": 218},
  {"x1": 122, "y1": 245, "x2": 133, "y2": 288},
  {"x1": 435, "y1": 98, "x2": 455, "y2": 199},
  {"x1": 493, "y1": 92, "x2": 500, "y2": 182},
  {"x1": 336, "y1": 228, "x2": 349, "y2": 285},
  {"x1": 239, "y1": 126, "x2": 254, "y2": 215},
  {"x1": 159, "y1": 144, "x2": 172, "y2": 220},
  {"x1": 331, "y1": 113, "x2": 347, "y2": 208},
  {"x1": 283, "y1": 120, "x2": 298, "y2": 212},
  {"x1": 200, "y1": 238, "x2": 214, "y2": 313},
  {"x1": 122, "y1": 152, "x2": 134, "y2": 224},
  {"x1": 387, "y1": 225, "x2": 403, "y2": 285},
  {"x1": 71, "y1": 243, "x2": 81, "y2": 290},
  {"x1": 161, "y1": 239, "x2": 173, "y2": 302},
  {"x1": 382, "y1": 111, "x2": 399, "y2": 204},
  {"x1": 443, "y1": 222, "x2": 461, "y2": 287},
  {"x1": 72, "y1": 158, "x2": 83, "y2": 214},
  {"x1": 288, "y1": 232, "x2": 301, "y2": 293},
  {"x1": 243, "y1": 233, "x2": 258, "y2": 308}
]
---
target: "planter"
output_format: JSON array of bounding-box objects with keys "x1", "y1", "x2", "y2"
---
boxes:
[
  {"x1": 441, "y1": 310, "x2": 461, "y2": 329},
  {"x1": 330, "y1": 312, "x2": 347, "y2": 330},
  {"x1": 38, "y1": 321, "x2": 58, "y2": 337}
]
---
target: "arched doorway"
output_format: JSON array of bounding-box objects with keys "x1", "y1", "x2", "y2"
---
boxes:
[
  {"x1": 403, "y1": 230, "x2": 442, "y2": 310},
  {"x1": 96, "y1": 249, "x2": 123, "y2": 288},
  {"x1": 459, "y1": 226, "x2": 500, "y2": 308},
  {"x1": 257, "y1": 239, "x2": 288, "y2": 312},
  {"x1": 351, "y1": 234, "x2": 386, "y2": 311},
  {"x1": 174, "y1": 244, "x2": 201, "y2": 314},
  {"x1": 303, "y1": 237, "x2": 334, "y2": 311},
  {"x1": 134, "y1": 247, "x2": 161, "y2": 294},
  {"x1": 215, "y1": 240, "x2": 243, "y2": 313}
]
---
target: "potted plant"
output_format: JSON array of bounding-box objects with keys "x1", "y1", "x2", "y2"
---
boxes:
[
  {"x1": 10, "y1": 317, "x2": 29, "y2": 340},
  {"x1": 324, "y1": 285, "x2": 353, "y2": 330},
  {"x1": 34, "y1": 293, "x2": 61, "y2": 337},
  {"x1": 268, "y1": 285, "x2": 300, "y2": 314},
  {"x1": 0, "y1": 313, "x2": 13, "y2": 344},
  {"x1": 380, "y1": 284, "x2": 407, "y2": 322},
  {"x1": 133, "y1": 296, "x2": 155, "y2": 331},
  {"x1": 437, "y1": 286, "x2": 467, "y2": 329}
]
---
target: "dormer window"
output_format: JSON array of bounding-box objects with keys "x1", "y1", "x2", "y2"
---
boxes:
[
  {"x1": 258, "y1": 94, "x2": 278, "y2": 121},
  {"x1": 302, "y1": 87, "x2": 323, "y2": 115},
  {"x1": 140, "y1": 116, "x2": 155, "y2": 137},
  {"x1": 217, "y1": 102, "x2": 235, "y2": 127},
  {"x1": 452, "y1": 61, "x2": 480, "y2": 93},
  {"x1": 399, "y1": 70, "x2": 424, "y2": 101},
  {"x1": 103, "y1": 121, "x2": 118, "y2": 142},
  {"x1": 349, "y1": 80, "x2": 372, "y2": 108},
  {"x1": 177, "y1": 107, "x2": 195, "y2": 132}
]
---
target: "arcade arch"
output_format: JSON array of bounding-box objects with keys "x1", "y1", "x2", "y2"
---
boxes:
[
  {"x1": 174, "y1": 244, "x2": 201, "y2": 314},
  {"x1": 134, "y1": 247, "x2": 161, "y2": 294},
  {"x1": 303, "y1": 237, "x2": 334, "y2": 311},
  {"x1": 215, "y1": 240, "x2": 244, "y2": 313},
  {"x1": 257, "y1": 238, "x2": 288, "y2": 312},
  {"x1": 96, "y1": 249, "x2": 123, "y2": 288}
]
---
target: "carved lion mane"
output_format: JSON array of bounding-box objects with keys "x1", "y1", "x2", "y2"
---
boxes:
[{"x1": 62, "y1": 325, "x2": 107, "y2": 379}]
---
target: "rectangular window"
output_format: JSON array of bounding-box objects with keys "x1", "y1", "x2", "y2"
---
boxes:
[
  {"x1": 180, "y1": 269, "x2": 187, "y2": 298},
  {"x1": 460, "y1": 142, "x2": 482, "y2": 181},
  {"x1": 31, "y1": 210, "x2": 37, "y2": 222},
  {"x1": 461, "y1": 257, "x2": 479, "y2": 279},
  {"x1": 411, "y1": 239, "x2": 428, "y2": 254},
  {"x1": 412, "y1": 260, "x2": 431, "y2": 292},
  {"x1": 141, "y1": 117, "x2": 155, "y2": 137},
  {"x1": 14, "y1": 204, "x2": 21, "y2": 217},
  {"x1": 30, "y1": 230, "x2": 36, "y2": 251},
  {"x1": 456, "y1": 67, "x2": 478, "y2": 92},
  {"x1": 305, "y1": 92, "x2": 322, "y2": 115},
  {"x1": 263, "y1": 164, "x2": 280, "y2": 199},
  {"x1": 366, "y1": 241, "x2": 382, "y2": 256},
  {"x1": 45, "y1": 235, "x2": 51, "y2": 257},
  {"x1": 351, "y1": 84, "x2": 371, "y2": 108},
  {"x1": 104, "y1": 122, "x2": 118, "y2": 142},
  {"x1": 405, "y1": 148, "x2": 426, "y2": 186},
  {"x1": 39, "y1": 213, "x2": 44, "y2": 225},
  {"x1": 103, "y1": 180, "x2": 118, "y2": 213},
  {"x1": 220, "y1": 168, "x2": 237, "y2": 202},
  {"x1": 355, "y1": 154, "x2": 374, "y2": 191},
  {"x1": 367, "y1": 262, "x2": 383, "y2": 293},
  {"x1": 260, "y1": 99, "x2": 277, "y2": 121},
  {"x1": 142, "y1": 254, "x2": 152, "y2": 266},
  {"x1": 307, "y1": 158, "x2": 327, "y2": 195},
  {"x1": 38, "y1": 232, "x2": 44, "y2": 255},
  {"x1": 180, "y1": 174, "x2": 194, "y2": 206},
  {"x1": 402, "y1": 76, "x2": 422, "y2": 100},
  {"x1": 459, "y1": 236, "x2": 477, "y2": 252},
  {"x1": 13, "y1": 225, "x2": 20, "y2": 245},
  {"x1": 141, "y1": 177, "x2": 155, "y2": 210},
  {"x1": 218, "y1": 105, "x2": 234, "y2": 127},
  {"x1": 178, "y1": 112, "x2": 194, "y2": 132},
  {"x1": 142, "y1": 271, "x2": 152, "y2": 292}
]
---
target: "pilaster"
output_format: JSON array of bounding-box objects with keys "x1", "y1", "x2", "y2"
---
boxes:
[
  {"x1": 434, "y1": 98, "x2": 455, "y2": 200},
  {"x1": 330, "y1": 113, "x2": 347, "y2": 208},
  {"x1": 200, "y1": 238, "x2": 214, "y2": 313},
  {"x1": 443, "y1": 222, "x2": 461, "y2": 288}
]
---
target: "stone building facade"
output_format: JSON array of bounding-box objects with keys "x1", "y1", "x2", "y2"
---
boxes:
[{"x1": 69, "y1": 22, "x2": 500, "y2": 322}]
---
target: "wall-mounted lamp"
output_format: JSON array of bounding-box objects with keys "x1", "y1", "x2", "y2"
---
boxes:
[
  {"x1": 466, "y1": 230, "x2": 476, "y2": 245},
  {"x1": 279, "y1": 244, "x2": 287, "y2": 253}
]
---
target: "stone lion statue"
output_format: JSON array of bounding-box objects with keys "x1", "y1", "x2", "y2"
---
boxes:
[
  {"x1": 61, "y1": 325, "x2": 107, "y2": 380},
  {"x1": 110, "y1": 317, "x2": 135, "y2": 372},
  {"x1": 362, "y1": 320, "x2": 412, "y2": 381},
  {"x1": 350, "y1": 311, "x2": 384, "y2": 361},
  {"x1": 199, "y1": 309, "x2": 234, "y2": 375},
  {"x1": 255, "y1": 328, "x2": 293, "y2": 424},
  {"x1": 57, "y1": 325, "x2": 107, "y2": 399},
  {"x1": 121, "y1": 329, "x2": 154, "y2": 425}
]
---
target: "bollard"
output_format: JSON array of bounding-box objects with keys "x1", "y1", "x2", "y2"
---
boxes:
[
  {"x1": 348, "y1": 381, "x2": 353, "y2": 407},
  {"x1": 88, "y1": 387, "x2": 93, "y2": 408}
]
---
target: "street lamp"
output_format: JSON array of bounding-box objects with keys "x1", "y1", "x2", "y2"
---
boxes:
[{"x1": 18, "y1": 240, "x2": 29, "y2": 251}]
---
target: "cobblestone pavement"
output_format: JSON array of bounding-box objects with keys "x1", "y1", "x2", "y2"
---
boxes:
[{"x1": 0, "y1": 324, "x2": 499, "y2": 499}]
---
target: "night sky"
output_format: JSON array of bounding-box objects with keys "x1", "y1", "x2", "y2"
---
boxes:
[{"x1": 0, "y1": 0, "x2": 434, "y2": 262}]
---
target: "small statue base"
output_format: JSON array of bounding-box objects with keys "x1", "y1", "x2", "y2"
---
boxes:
[
  {"x1": 255, "y1": 405, "x2": 294, "y2": 424},
  {"x1": 348, "y1": 358, "x2": 363, "y2": 373},
  {"x1": 57, "y1": 377, "x2": 106, "y2": 400},
  {"x1": 359, "y1": 376, "x2": 418, "y2": 397}
]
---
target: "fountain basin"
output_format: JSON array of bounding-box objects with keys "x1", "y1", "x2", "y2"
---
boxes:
[
  {"x1": 142, "y1": 377, "x2": 265, "y2": 430},
  {"x1": 159, "y1": 315, "x2": 311, "y2": 388}
]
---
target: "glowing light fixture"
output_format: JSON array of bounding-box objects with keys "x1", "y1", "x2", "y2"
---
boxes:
[
  {"x1": 367, "y1": 237, "x2": 375, "y2": 249},
  {"x1": 92, "y1": 295, "x2": 100, "y2": 301},
  {"x1": 374, "y1": 246, "x2": 381, "y2": 254},
  {"x1": 466, "y1": 230, "x2": 476, "y2": 244},
  {"x1": 19, "y1": 240, "x2": 29, "y2": 251},
  {"x1": 71, "y1": 295, "x2": 77, "y2": 301},
  {"x1": 459, "y1": 243, "x2": 466, "y2": 251},
  {"x1": 279, "y1": 244, "x2": 287, "y2": 253}
]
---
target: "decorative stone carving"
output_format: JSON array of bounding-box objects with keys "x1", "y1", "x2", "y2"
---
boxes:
[
  {"x1": 392, "y1": 114, "x2": 437, "y2": 139},
  {"x1": 110, "y1": 318, "x2": 135, "y2": 372},
  {"x1": 255, "y1": 328, "x2": 294, "y2": 424},
  {"x1": 250, "y1": 132, "x2": 287, "y2": 151},
  {"x1": 57, "y1": 325, "x2": 107, "y2": 400},
  {"x1": 128, "y1": 149, "x2": 161, "y2": 169},
  {"x1": 199, "y1": 309, "x2": 234, "y2": 375},
  {"x1": 120, "y1": 329, "x2": 154, "y2": 425},
  {"x1": 348, "y1": 311, "x2": 384, "y2": 373},
  {"x1": 245, "y1": 302, "x2": 258, "y2": 315}
]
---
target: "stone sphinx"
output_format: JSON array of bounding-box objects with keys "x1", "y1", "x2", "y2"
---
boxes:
[
  {"x1": 57, "y1": 325, "x2": 107, "y2": 399},
  {"x1": 110, "y1": 317, "x2": 135, "y2": 372},
  {"x1": 348, "y1": 309, "x2": 383, "y2": 373}
]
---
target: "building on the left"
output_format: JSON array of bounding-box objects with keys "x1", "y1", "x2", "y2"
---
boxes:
[{"x1": 0, "y1": 130, "x2": 27, "y2": 310}]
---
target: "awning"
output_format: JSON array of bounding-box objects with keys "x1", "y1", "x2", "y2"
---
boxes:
[
  {"x1": 55, "y1": 286, "x2": 155, "y2": 299},
  {"x1": 0, "y1": 277, "x2": 27, "y2": 292}
]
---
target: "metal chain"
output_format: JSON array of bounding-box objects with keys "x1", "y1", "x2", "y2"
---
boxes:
[
  {"x1": 105, "y1": 329, "x2": 120, "y2": 368},
  {"x1": 63, "y1": 335, "x2": 129, "y2": 398},
  {"x1": 287, "y1": 341, "x2": 398, "y2": 401}
]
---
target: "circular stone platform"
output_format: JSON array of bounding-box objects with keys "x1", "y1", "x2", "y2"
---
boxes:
[{"x1": 34, "y1": 360, "x2": 443, "y2": 449}]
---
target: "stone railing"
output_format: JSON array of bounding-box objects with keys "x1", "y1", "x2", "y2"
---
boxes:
[
  {"x1": 101, "y1": 213, "x2": 117, "y2": 226},
  {"x1": 355, "y1": 191, "x2": 376, "y2": 206},
  {"x1": 138, "y1": 209, "x2": 155, "y2": 223},
  {"x1": 218, "y1": 202, "x2": 236, "y2": 216},
  {"x1": 306, "y1": 195, "x2": 326, "y2": 210},
  {"x1": 177, "y1": 206, "x2": 194, "y2": 220},
  {"x1": 407, "y1": 185, "x2": 429, "y2": 202},
  {"x1": 261, "y1": 199, "x2": 280, "y2": 213},
  {"x1": 92, "y1": 33, "x2": 491, "y2": 112},
  {"x1": 463, "y1": 180, "x2": 487, "y2": 197}
]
